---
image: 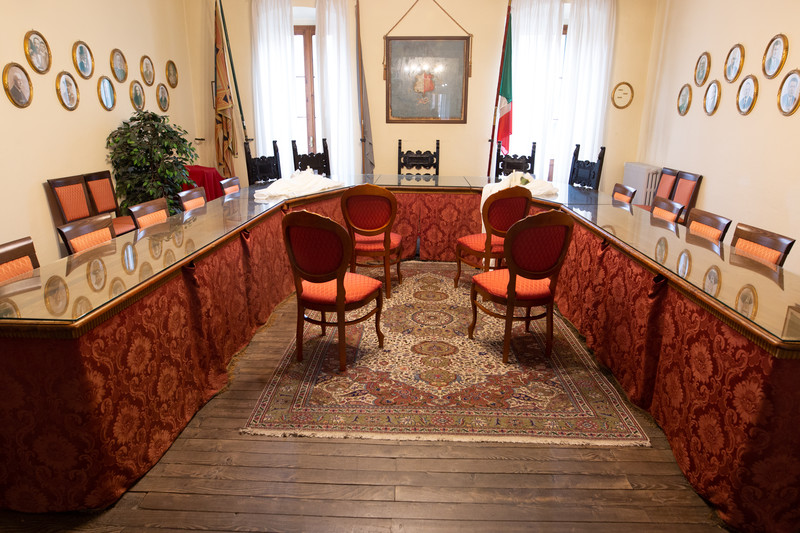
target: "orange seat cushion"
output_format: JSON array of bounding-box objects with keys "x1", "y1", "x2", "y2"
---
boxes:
[
  {"x1": 689, "y1": 221, "x2": 723, "y2": 242},
  {"x1": 224, "y1": 185, "x2": 239, "y2": 195},
  {"x1": 183, "y1": 197, "x2": 205, "y2": 211},
  {"x1": 86, "y1": 179, "x2": 118, "y2": 213},
  {"x1": 112, "y1": 216, "x2": 136, "y2": 236},
  {"x1": 736, "y1": 238, "x2": 782, "y2": 265},
  {"x1": 457, "y1": 233, "x2": 504, "y2": 254},
  {"x1": 55, "y1": 184, "x2": 91, "y2": 221},
  {"x1": 354, "y1": 232, "x2": 401, "y2": 252},
  {"x1": 473, "y1": 269, "x2": 552, "y2": 304},
  {"x1": 0, "y1": 256, "x2": 34, "y2": 283},
  {"x1": 653, "y1": 207, "x2": 678, "y2": 222},
  {"x1": 137, "y1": 210, "x2": 167, "y2": 228},
  {"x1": 70, "y1": 227, "x2": 113, "y2": 253},
  {"x1": 613, "y1": 192, "x2": 632, "y2": 203},
  {"x1": 299, "y1": 272, "x2": 382, "y2": 305}
]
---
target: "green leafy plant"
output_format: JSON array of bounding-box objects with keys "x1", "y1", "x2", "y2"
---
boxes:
[{"x1": 106, "y1": 111, "x2": 198, "y2": 214}]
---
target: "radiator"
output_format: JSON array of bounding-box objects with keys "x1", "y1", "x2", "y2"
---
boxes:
[{"x1": 623, "y1": 162, "x2": 661, "y2": 206}]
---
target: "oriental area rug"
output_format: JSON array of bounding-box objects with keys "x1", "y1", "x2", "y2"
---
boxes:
[{"x1": 243, "y1": 262, "x2": 649, "y2": 446}]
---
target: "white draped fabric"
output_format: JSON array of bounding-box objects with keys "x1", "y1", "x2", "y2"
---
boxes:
[
  {"x1": 251, "y1": 0, "x2": 297, "y2": 180},
  {"x1": 316, "y1": 0, "x2": 360, "y2": 185}
]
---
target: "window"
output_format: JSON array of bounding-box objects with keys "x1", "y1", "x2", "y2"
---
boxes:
[{"x1": 293, "y1": 25, "x2": 321, "y2": 154}]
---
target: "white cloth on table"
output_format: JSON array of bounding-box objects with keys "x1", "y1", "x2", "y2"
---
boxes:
[
  {"x1": 253, "y1": 169, "x2": 344, "y2": 203},
  {"x1": 479, "y1": 172, "x2": 559, "y2": 231}
]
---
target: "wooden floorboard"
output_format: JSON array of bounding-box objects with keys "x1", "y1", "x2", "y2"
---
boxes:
[{"x1": 0, "y1": 295, "x2": 728, "y2": 532}]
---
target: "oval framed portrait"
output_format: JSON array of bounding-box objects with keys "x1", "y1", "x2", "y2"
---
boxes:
[
  {"x1": 72, "y1": 40, "x2": 94, "y2": 79},
  {"x1": 704, "y1": 80, "x2": 720, "y2": 116},
  {"x1": 778, "y1": 69, "x2": 800, "y2": 116},
  {"x1": 141, "y1": 55, "x2": 155, "y2": 86},
  {"x1": 703, "y1": 265, "x2": 721, "y2": 298},
  {"x1": 24, "y1": 30, "x2": 51, "y2": 74},
  {"x1": 121, "y1": 242, "x2": 138, "y2": 274},
  {"x1": 55, "y1": 71, "x2": 80, "y2": 111},
  {"x1": 736, "y1": 75, "x2": 758, "y2": 116},
  {"x1": 3, "y1": 62, "x2": 33, "y2": 108},
  {"x1": 694, "y1": 52, "x2": 710, "y2": 87},
  {"x1": 44, "y1": 275, "x2": 69, "y2": 317},
  {"x1": 98, "y1": 76, "x2": 116, "y2": 111},
  {"x1": 736, "y1": 284, "x2": 758, "y2": 320},
  {"x1": 72, "y1": 296, "x2": 92, "y2": 319},
  {"x1": 763, "y1": 33, "x2": 788, "y2": 79},
  {"x1": 86, "y1": 257, "x2": 107, "y2": 292},
  {"x1": 0, "y1": 298, "x2": 21, "y2": 319},
  {"x1": 677, "y1": 83, "x2": 691, "y2": 116},
  {"x1": 139, "y1": 261, "x2": 154, "y2": 283},
  {"x1": 655, "y1": 237, "x2": 668, "y2": 265},
  {"x1": 130, "y1": 79, "x2": 145, "y2": 111},
  {"x1": 156, "y1": 83, "x2": 169, "y2": 112},
  {"x1": 110, "y1": 48, "x2": 128, "y2": 83},
  {"x1": 724, "y1": 44, "x2": 744, "y2": 83},
  {"x1": 677, "y1": 249, "x2": 691, "y2": 279},
  {"x1": 109, "y1": 277, "x2": 126, "y2": 299},
  {"x1": 166, "y1": 60, "x2": 178, "y2": 88}
]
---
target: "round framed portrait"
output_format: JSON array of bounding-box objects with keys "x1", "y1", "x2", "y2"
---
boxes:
[
  {"x1": 130, "y1": 80, "x2": 145, "y2": 111},
  {"x1": 694, "y1": 52, "x2": 710, "y2": 87},
  {"x1": 55, "y1": 71, "x2": 79, "y2": 111},
  {"x1": 778, "y1": 69, "x2": 800, "y2": 116},
  {"x1": 763, "y1": 34, "x2": 788, "y2": 79},
  {"x1": 677, "y1": 249, "x2": 691, "y2": 279},
  {"x1": 98, "y1": 76, "x2": 116, "y2": 111},
  {"x1": 166, "y1": 60, "x2": 178, "y2": 88},
  {"x1": 149, "y1": 239, "x2": 163, "y2": 259},
  {"x1": 86, "y1": 257, "x2": 107, "y2": 292},
  {"x1": 737, "y1": 75, "x2": 758, "y2": 116},
  {"x1": 109, "y1": 277, "x2": 126, "y2": 299},
  {"x1": 0, "y1": 298, "x2": 21, "y2": 319},
  {"x1": 72, "y1": 40, "x2": 94, "y2": 79},
  {"x1": 72, "y1": 296, "x2": 92, "y2": 319},
  {"x1": 736, "y1": 284, "x2": 758, "y2": 320},
  {"x1": 677, "y1": 83, "x2": 692, "y2": 116},
  {"x1": 139, "y1": 261, "x2": 154, "y2": 283},
  {"x1": 655, "y1": 237, "x2": 668, "y2": 265},
  {"x1": 44, "y1": 275, "x2": 69, "y2": 316},
  {"x1": 611, "y1": 81, "x2": 633, "y2": 109},
  {"x1": 156, "y1": 83, "x2": 169, "y2": 112},
  {"x1": 141, "y1": 55, "x2": 155, "y2": 86},
  {"x1": 110, "y1": 48, "x2": 128, "y2": 83},
  {"x1": 703, "y1": 265, "x2": 721, "y2": 298},
  {"x1": 704, "y1": 80, "x2": 720, "y2": 116},
  {"x1": 724, "y1": 44, "x2": 744, "y2": 84},
  {"x1": 3, "y1": 63, "x2": 33, "y2": 108},
  {"x1": 163, "y1": 249, "x2": 176, "y2": 268},
  {"x1": 24, "y1": 30, "x2": 51, "y2": 74},
  {"x1": 121, "y1": 242, "x2": 138, "y2": 274}
]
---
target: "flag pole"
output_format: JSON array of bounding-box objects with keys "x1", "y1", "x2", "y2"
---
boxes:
[
  {"x1": 486, "y1": 0, "x2": 512, "y2": 179},
  {"x1": 356, "y1": 0, "x2": 366, "y2": 173}
]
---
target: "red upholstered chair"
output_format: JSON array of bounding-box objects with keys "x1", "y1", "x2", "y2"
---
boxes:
[
  {"x1": 612, "y1": 183, "x2": 637, "y2": 204},
  {"x1": 651, "y1": 197, "x2": 684, "y2": 225},
  {"x1": 57, "y1": 214, "x2": 116, "y2": 255},
  {"x1": 83, "y1": 170, "x2": 136, "y2": 236},
  {"x1": 672, "y1": 171, "x2": 702, "y2": 224},
  {"x1": 220, "y1": 177, "x2": 240, "y2": 196},
  {"x1": 47, "y1": 174, "x2": 93, "y2": 226},
  {"x1": 0, "y1": 237, "x2": 39, "y2": 284},
  {"x1": 454, "y1": 186, "x2": 533, "y2": 287},
  {"x1": 282, "y1": 210, "x2": 384, "y2": 371},
  {"x1": 129, "y1": 198, "x2": 169, "y2": 229},
  {"x1": 178, "y1": 187, "x2": 207, "y2": 212},
  {"x1": 732, "y1": 223, "x2": 795, "y2": 268},
  {"x1": 468, "y1": 211, "x2": 574, "y2": 363},
  {"x1": 340, "y1": 184, "x2": 403, "y2": 298},
  {"x1": 654, "y1": 167, "x2": 678, "y2": 201}
]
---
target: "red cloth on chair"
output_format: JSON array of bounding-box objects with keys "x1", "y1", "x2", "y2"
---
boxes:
[{"x1": 185, "y1": 165, "x2": 224, "y2": 201}]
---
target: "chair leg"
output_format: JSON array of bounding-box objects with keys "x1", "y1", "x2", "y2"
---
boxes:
[
  {"x1": 375, "y1": 291, "x2": 384, "y2": 348},
  {"x1": 502, "y1": 302, "x2": 515, "y2": 364},
  {"x1": 454, "y1": 246, "x2": 462, "y2": 287},
  {"x1": 384, "y1": 255, "x2": 392, "y2": 298},
  {"x1": 338, "y1": 309, "x2": 347, "y2": 371},
  {"x1": 320, "y1": 311, "x2": 326, "y2": 336},
  {"x1": 395, "y1": 254, "x2": 402, "y2": 284},
  {"x1": 296, "y1": 303, "x2": 304, "y2": 362},
  {"x1": 545, "y1": 303, "x2": 554, "y2": 357},
  {"x1": 525, "y1": 306, "x2": 532, "y2": 332},
  {"x1": 468, "y1": 284, "x2": 478, "y2": 338}
]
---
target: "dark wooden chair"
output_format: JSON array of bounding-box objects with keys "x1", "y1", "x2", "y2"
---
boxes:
[
  {"x1": 178, "y1": 187, "x2": 207, "y2": 212},
  {"x1": 248, "y1": 140, "x2": 282, "y2": 184},
  {"x1": 495, "y1": 141, "x2": 535, "y2": 182},
  {"x1": 46, "y1": 174, "x2": 93, "y2": 226},
  {"x1": 398, "y1": 140, "x2": 440, "y2": 181},
  {"x1": 686, "y1": 208, "x2": 732, "y2": 258},
  {"x1": 292, "y1": 138, "x2": 331, "y2": 176},
  {"x1": 612, "y1": 183, "x2": 637, "y2": 204},
  {"x1": 671, "y1": 171, "x2": 702, "y2": 224},
  {"x1": 732, "y1": 223, "x2": 795, "y2": 268},
  {"x1": 0, "y1": 236, "x2": 39, "y2": 284},
  {"x1": 650, "y1": 197, "x2": 684, "y2": 232},
  {"x1": 568, "y1": 144, "x2": 605, "y2": 190},
  {"x1": 282, "y1": 210, "x2": 384, "y2": 371},
  {"x1": 83, "y1": 170, "x2": 136, "y2": 236},
  {"x1": 468, "y1": 211, "x2": 574, "y2": 363},
  {"x1": 220, "y1": 177, "x2": 240, "y2": 195},
  {"x1": 129, "y1": 198, "x2": 170, "y2": 229},
  {"x1": 57, "y1": 213, "x2": 116, "y2": 255}
]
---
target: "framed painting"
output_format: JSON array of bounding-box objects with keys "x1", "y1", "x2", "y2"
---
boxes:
[
  {"x1": 724, "y1": 44, "x2": 744, "y2": 83},
  {"x1": 386, "y1": 36, "x2": 469, "y2": 123},
  {"x1": 98, "y1": 76, "x2": 115, "y2": 111},
  {"x1": 110, "y1": 48, "x2": 128, "y2": 83},
  {"x1": 778, "y1": 69, "x2": 800, "y2": 116},
  {"x1": 3, "y1": 62, "x2": 32, "y2": 108},
  {"x1": 694, "y1": 52, "x2": 710, "y2": 87},
  {"x1": 141, "y1": 55, "x2": 155, "y2": 86},
  {"x1": 737, "y1": 75, "x2": 758, "y2": 116},
  {"x1": 24, "y1": 30, "x2": 51, "y2": 74},
  {"x1": 130, "y1": 79, "x2": 145, "y2": 110},
  {"x1": 157, "y1": 83, "x2": 169, "y2": 112},
  {"x1": 72, "y1": 40, "x2": 94, "y2": 79},
  {"x1": 763, "y1": 33, "x2": 788, "y2": 79},
  {"x1": 677, "y1": 83, "x2": 691, "y2": 116},
  {"x1": 56, "y1": 71, "x2": 80, "y2": 111},
  {"x1": 166, "y1": 60, "x2": 178, "y2": 88},
  {"x1": 704, "y1": 80, "x2": 720, "y2": 116}
]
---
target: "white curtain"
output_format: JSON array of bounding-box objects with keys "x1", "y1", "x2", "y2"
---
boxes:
[
  {"x1": 316, "y1": 0, "x2": 359, "y2": 184},
  {"x1": 251, "y1": 0, "x2": 296, "y2": 180}
]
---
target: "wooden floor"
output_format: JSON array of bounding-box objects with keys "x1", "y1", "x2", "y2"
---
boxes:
[{"x1": 0, "y1": 296, "x2": 728, "y2": 533}]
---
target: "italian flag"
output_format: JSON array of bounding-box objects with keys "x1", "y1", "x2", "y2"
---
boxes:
[{"x1": 497, "y1": 17, "x2": 512, "y2": 155}]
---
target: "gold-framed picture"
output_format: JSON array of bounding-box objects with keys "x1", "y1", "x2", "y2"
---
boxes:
[
  {"x1": 703, "y1": 265, "x2": 721, "y2": 297},
  {"x1": 736, "y1": 284, "x2": 758, "y2": 320},
  {"x1": 763, "y1": 33, "x2": 788, "y2": 79},
  {"x1": 704, "y1": 80, "x2": 720, "y2": 116},
  {"x1": 139, "y1": 261, "x2": 154, "y2": 283},
  {"x1": 24, "y1": 30, "x2": 51, "y2": 74},
  {"x1": 156, "y1": 83, "x2": 169, "y2": 112},
  {"x1": 724, "y1": 44, "x2": 744, "y2": 83},
  {"x1": 737, "y1": 75, "x2": 758, "y2": 116},
  {"x1": 130, "y1": 79, "x2": 144, "y2": 110},
  {"x1": 55, "y1": 71, "x2": 79, "y2": 111},
  {"x1": 163, "y1": 249, "x2": 176, "y2": 268},
  {"x1": 694, "y1": 52, "x2": 710, "y2": 87},
  {"x1": 86, "y1": 257, "x2": 107, "y2": 292},
  {"x1": 0, "y1": 298, "x2": 21, "y2": 318},
  {"x1": 778, "y1": 69, "x2": 800, "y2": 116},
  {"x1": 677, "y1": 249, "x2": 691, "y2": 279},
  {"x1": 166, "y1": 60, "x2": 178, "y2": 88},
  {"x1": 121, "y1": 242, "x2": 138, "y2": 274},
  {"x1": 72, "y1": 296, "x2": 92, "y2": 319},
  {"x1": 655, "y1": 237, "x2": 668, "y2": 265},
  {"x1": 611, "y1": 81, "x2": 633, "y2": 109},
  {"x1": 141, "y1": 55, "x2": 155, "y2": 86},
  {"x1": 110, "y1": 48, "x2": 128, "y2": 83},
  {"x1": 109, "y1": 277, "x2": 126, "y2": 298},
  {"x1": 44, "y1": 275, "x2": 69, "y2": 316},
  {"x1": 72, "y1": 40, "x2": 94, "y2": 79},
  {"x1": 3, "y1": 62, "x2": 32, "y2": 108},
  {"x1": 677, "y1": 83, "x2": 691, "y2": 116},
  {"x1": 98, "y1": 76, "x2": 116, "y2": 111}
]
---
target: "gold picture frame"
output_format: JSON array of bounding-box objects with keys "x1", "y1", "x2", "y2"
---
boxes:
[
  {"x1": 694, "y1": 52, "x2": 710, "y2": 87},
  {"x1": 778, "y1": 69, "x2": 800, "y2": 116},
  {"x1": 724, "y1": 44, "x2": 744, "y2": 83},
  {"x1": 3, "y1": 62, "x2": 33, "y2": 109},
  {"x1": 703, "y1": 265, "x2": 721, "y2": 297},
  {"x1": 55, "y1": 71, "x2": 79, "y2": 111},
  {"x1": 166, "y1": 60, "x2": 178, "y2": 88},
  {"x1": 110, "y1": 48, "x2": 128, "y2": 83},
  {"x1": 72, "y1": 296, "x2": 92, "y2": 319},
  {"x1": 611, "y1": 81, "x2": 633, "y2": 109},
  {"x1": 24, "y1": 30, "x2": 51, "y2": 74},
  {"x1": 139, "y1": 261, "x2": 154, "y2": 283},
  {"x1": 109, "y1": 277, "x2": 126, "y2": 299},
  {"x1": 86, "y1": 257, "x2": 107, "y2": 292},
  {"x1": 130, "y1": 79, "x2": 144, "y2": 110},
  {"x1": 677, "y1": 83, "x2": 691, "y2": 116},
  {"x1": 72, "y1": 40, "x2": 94, "y2": 79},
  {"x1": 737, "y1": 75, "x2": 758, "y2": 116},
  {"x1": 763, "y1": 33, "x2": 788, "y2": 79},
  {"x1": 98, "y1": 76, "x2": 115, "y2": 111},
  {"x1": 704, "y1": 80, "x2": 720, "y2": 116},
  {"x1": 655, "y1": 237, "x2": 668, "y2": 265},
  {"x1": 736, "y1": 284, "x2": 758, "y2": 320},
  {"x1": 677, "y1": 249, "x2": 691, "y2": 279},
  {"x1": 44, "y1": 275, "x2": 69, "y2": 316},
  {"x1": 0, "y1": 298, "x2": 21, "y2": 318},
  {"x1": 156, "y1": 83, "x2": 169, "y2": 112},
  {"x1": 141, "y1": 55, "x2": 155, "y2": 86}
]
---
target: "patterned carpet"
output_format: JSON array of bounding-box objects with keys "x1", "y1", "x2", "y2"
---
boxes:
[{"x1": 244, "y1": 262, "x2": 649, "y2": 445}]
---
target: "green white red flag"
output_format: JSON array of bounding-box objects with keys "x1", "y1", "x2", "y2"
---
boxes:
[{"x1": 497, "y1": 16, "x2": 512, "y2": 155}]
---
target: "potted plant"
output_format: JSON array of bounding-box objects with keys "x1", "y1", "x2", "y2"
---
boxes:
[{"x1": 106, "y1": 111, "x2": 198, "y2": 214}]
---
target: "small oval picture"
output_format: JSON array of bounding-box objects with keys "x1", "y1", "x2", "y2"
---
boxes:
[
  {"x1": 695, "y1": 52, "x2": 710, "y2": 87},
  {"x1": 122, "y1": 242, "x2": 137, "y2": 274},
  {"x1": 98, "y1": 76, "x2": 116, "y2": 111},
  {"x1": 72, "y1": 296, "x2": 92, "y2": 319},
  {"x1": 44, "y1": 275, "x2": 69, "y2": 316},
  {"x1": 677, "y1": 249, "x2": 691, "y2": 279},
  {"x1": 737, "y1": 75, "x2": 758, "y2": 116},
  {"x1": 110, "y1": 48, "x2": 128, "y2": 83},
  {"x1": 763, "y1": 34, "x2": 788, "y2": 79},
  {"x1": 157, "y1": 83, "x2": 169, "y2": 112},
  {"x1": 778, "y1": 69, "x2": 800, "y2": 116},
  {"x1": 56, "y1": 71, "x2": 80, "y2": 111},
  {"x1": 703, "y1": 265, "x2": 721, "y2": 297},
  {"x1": 73, "y1": 40, "x2": 94, "y2": 79},
  {"x1": 3, "y1": 62, "x2": 33, "y2": 108},
  {"x1": 139, "y1": 261, "x2": 154, "y2": 283},
  {"x1": 86, "y1": 258, "x2": 107, "y2": 292},
  {"x1": 655, "y1": 237, "x2": 668, "y2": 265},
  {"x1": 677, "y1": 83, "x2": 691, "y2": 116},
  {"x1": 724, "y1": 44, "x2": 744, "y2": 83},
  {"x1": 141, "y1": 55, "x2": 155, "y2": 86},
  {"x1": 163, "y1": 249, "x2": 176, "y2": 268},
  {"x1": 109, "y1": 277, "x2": 126, "y2": 298},
  {"x1": 704, "y1": 80, "x2": 720, "y2": 116},
  {"x1": 130, "y1": 80, "x2": 145, "y2": 110},
  {"x1": 166, "y1": 60, "x2": 178, "y2": 88},
  {"x1": 736, "y1": 284, "x2": 758, "y2": 320},
  {"x1": 24, "y1": 30, "x2": 51, "y2": 74}
]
